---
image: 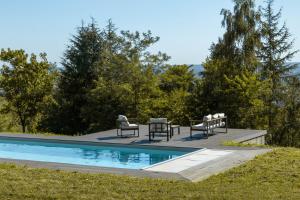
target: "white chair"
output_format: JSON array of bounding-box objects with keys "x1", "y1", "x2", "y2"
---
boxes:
[
  {"x1": 190, "y1": 113, "x2": 227, "y2": 138},
  {"x1": 116, "y1": 115, "x2": 139, "y2": 137}
]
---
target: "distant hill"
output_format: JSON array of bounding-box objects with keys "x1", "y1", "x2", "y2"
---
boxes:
[
  {"x1": 189, "y1": 63, "x2": 300, "y2": 76},
  {"x1": 189, "y1": 64, "x2": 203, "y2": 76}
]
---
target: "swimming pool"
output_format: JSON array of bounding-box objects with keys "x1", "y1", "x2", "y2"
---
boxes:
[{"x1": 0, "y1": 138, "x2": 193, "y2": 169}]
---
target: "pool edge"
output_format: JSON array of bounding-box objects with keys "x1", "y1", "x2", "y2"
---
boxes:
[{"x1": 0, "y1": 135, "x2": 200, "y2": 152}]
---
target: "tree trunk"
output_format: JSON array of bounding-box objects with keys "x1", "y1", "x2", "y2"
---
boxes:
[
  {"x1": 18, "y1": 113, "x2": 26, "y2": 133},
  {"x1": 22, "y1": 124, "x2": 26, "y2": 133}
]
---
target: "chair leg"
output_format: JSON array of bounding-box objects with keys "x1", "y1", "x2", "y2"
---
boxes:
[
  {"x1": 167, "y1": 131, "x2": 169, "y2": 141},
  {"x1": 226, "y1": 118, "x2": 228, "y2": 133},
  {"x1": 178, "y1": 127, "x2": 180, "y2": 135},
  {"x1": 190, "y1": 128, "x2": 192, "y2": 138},
  {"x1": 148, "y1": 125, "x2": 151, "y2": 141}
]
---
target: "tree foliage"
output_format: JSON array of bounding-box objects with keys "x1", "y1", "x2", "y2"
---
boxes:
[
  {"x1": 274, "y1": 77, "x2": 300, "y2": 147},
  {"x1": 225, "y1": 71, "x2": 269, "y2": 129},
  {"x1": 47, "y1": 19, "x2": 170, "y2": 134},
  {"x1": 259, "y1": 0, "x2": 299, "y2": 132},
  {"x1": 0, "y1": 49, "x2": 56, "y2": 133},
  {"x1": 44, "y1": 20, "x2": 103, "y2": 135},
  {"x1": 201, "y1": 0, "x2": 261, "y2": 127}
]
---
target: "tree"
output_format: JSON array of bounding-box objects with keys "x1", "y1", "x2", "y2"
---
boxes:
[
  {"x1": 201, "y1": 0, "x2": 261, "y2": 127},
  {"x1": 55, "y1": 20, "x2": 102, "y2": 134},
  {"x1": 80, "y1": 21, "x2": 170, "y2": 132},
  {"x1": 225, "y1": 71, "x2": 269, "y2": 129},
  {"x1": 259, "y1": 0, "x2": 299, "y2": 131},
  {"x1": 272, "y1": 77, "x2": 300, "y2": 147},
  {"x1": 211, "y1": 0, "x2": 261, "y2": 73},
  {"x1": 0, "y1": 49, "x2": 56, "y2": 133},
  {"x1": 156, "y1": 65, "x2": 195, "y2": 125},
  {"x1": 160, "y1": 65, "x2": 194, "y2": 93}
]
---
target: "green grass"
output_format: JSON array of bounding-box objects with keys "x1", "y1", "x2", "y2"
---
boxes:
[
  {"x1": 0, "y1": 148, "x2": 299, "y2": 199},
  {"x1": 0, "y1": 131, "x2": 63, "y2": 136},
  {"x1": 222, "y1": 140, "x2": 269, "y2": 147}
]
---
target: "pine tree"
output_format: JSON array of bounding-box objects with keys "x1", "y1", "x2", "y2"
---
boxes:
[
  {"x1": 55, "y1": 20, "x2": 102, "y2": 134},
  {"x1": 273, "y1": 77, "x2": 300, "y2": 147},
  {"x1": 259, "y1": 0, "x2": 299, "y2": 134}
]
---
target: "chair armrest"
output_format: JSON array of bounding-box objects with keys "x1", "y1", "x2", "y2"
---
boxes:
[
  {"x1": 148, "y1": 122, "x2": 169, "y2": 125},
  {"x1": 190, "y1": 119, "x2": 202, "y2": 126},
  {"x1": 127, "y1": 118, "x2": 139, "y2": 124}
]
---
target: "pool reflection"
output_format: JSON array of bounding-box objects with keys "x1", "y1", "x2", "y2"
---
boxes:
[{"x1": 80, "y1": 148, "x2": 178, "y2": 166}]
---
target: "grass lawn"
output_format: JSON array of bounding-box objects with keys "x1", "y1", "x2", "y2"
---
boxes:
[
  {"x1": 0, "y1": 148, "x2": 299, "y2": 200},
  {"x1": 222, "y1": 140, "x2": 269, "y2": 147}
]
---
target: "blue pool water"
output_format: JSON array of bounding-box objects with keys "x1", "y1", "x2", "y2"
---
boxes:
[{"x1": 0, "y1": 139, "x2": 190, "y2": 169}]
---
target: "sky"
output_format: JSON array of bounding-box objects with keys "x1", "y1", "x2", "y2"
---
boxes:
[{"x1": 0, "y1": 0, "x2": 299, "y2": 65}]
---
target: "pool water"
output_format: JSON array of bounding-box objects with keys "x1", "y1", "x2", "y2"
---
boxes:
[{"x1": 0, "y1": 139, "x2": 191, "y2": 169}]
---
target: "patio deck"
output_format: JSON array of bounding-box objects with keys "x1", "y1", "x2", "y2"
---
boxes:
[
  {"x1": 0, "y1": 126, "x2": 270, "y2": 182},
  {"x1": 78, "y1": 125, "x2": 267, "y2": 150}
]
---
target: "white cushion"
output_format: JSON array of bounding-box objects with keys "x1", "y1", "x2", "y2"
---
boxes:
[
  {"x1": 218, "y1": 113, "x2": 225, "y2": 118},
  {"x1": 212, "y1": 114, "x2": 219, "y2": 119},
  {"x1": 150, "y1": 118, "x2": 168, "y2": 132},
  {"x1": 129, "y1": 124, "x2": 138, "y2": 127},
  {"x1": 118, "y1": 115, "x2": 130, "y2": 127},
  {"x1": 203, "y1": 114, "x2": 212, "y2": 121},
  {"x1": 118, "y1": 115, "x2": 127, "y2": 120},
  {"x1": 122, "y1": 123, "x2": 138, "y2": 129},
  {"x1": 193, "y1": 121, "x2": 225, "y2": 130},
  {"x1": 150, "y1": 118, "x2": 165, "y2": 122},
  {"x1": 192, "y1": 123, "x2": 206, "y2": 130}
]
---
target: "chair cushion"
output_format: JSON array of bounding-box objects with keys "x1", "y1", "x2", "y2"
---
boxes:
[
  {"x1": 192, "y1": 123, "x2": 207, "y2": 130},
  {"x1": 129, "y1": 124, "x2": 138, "y2": 128},
  {"x1": 203, "y1": 114, "x2": 212, "y2": 121},
  {"x1": 193, "y1": 122, "x2": 220, "y2": 130},
  {"x1": 122, "y1": 123, "x2": 138, "y2": 129},
  {"x1": 118, "y1": 115, "x2": 130, "y2": 127},
  {"x1": 218, "y1": 113, "x2": 225, "y2": 118},
  {"x1": 149, "y1": 118, "x2": 168, "y2": 124},
  {"x1": 212, "y1": 114, "x2": 219, "y2": 119},
  {"x1": 150, "y1": 118, "x2": 168, "y2": 132}
]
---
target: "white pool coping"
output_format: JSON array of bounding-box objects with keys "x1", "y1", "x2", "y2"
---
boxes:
[{"x1": 143, "y1": 149, "x2": 234, "y2": 173}]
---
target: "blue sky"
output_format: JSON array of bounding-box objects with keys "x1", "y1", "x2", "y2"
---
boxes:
[{"x1": 0, "y1": 0, "x2": 299, "y2": 65}]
